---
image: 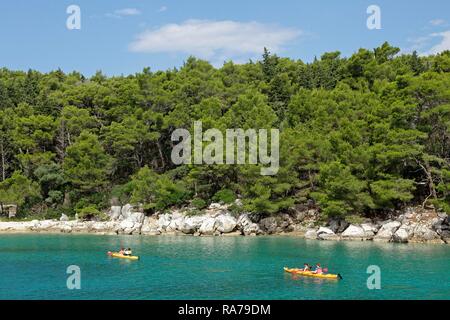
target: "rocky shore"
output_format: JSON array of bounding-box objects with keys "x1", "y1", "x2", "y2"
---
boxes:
[{"x1": 1, "y1": 203, "x2": 449, "y2": 244}]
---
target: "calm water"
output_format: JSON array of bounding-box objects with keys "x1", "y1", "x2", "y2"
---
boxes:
[{"x1": 0, "y1": 234, "x2": 449, "y2": 300}]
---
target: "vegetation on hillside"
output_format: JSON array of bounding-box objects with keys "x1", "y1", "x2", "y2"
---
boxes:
[{"x1": 0, "y1": 43, "x2": 449, "y2": 219}]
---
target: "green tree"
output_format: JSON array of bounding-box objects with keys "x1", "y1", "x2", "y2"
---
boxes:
[{"x1": 63, "y1": 131, "x2": 112, "y2": 194}]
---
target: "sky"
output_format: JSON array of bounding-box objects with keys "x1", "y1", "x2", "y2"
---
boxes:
[{"x1": 0, "y1": 0, "x2": 449, "y2": 76}]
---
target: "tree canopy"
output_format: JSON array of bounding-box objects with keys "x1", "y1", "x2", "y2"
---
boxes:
[{"x1": 0, "y1": 42, "x2": 449, "y2": 219}]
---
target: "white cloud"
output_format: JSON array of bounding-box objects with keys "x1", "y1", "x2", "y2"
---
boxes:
[
  {"x1": 129, "y1": 20, "x2": 301, "y2": 63},
  {"x1": 158, "y1": 6, "x2": 168, "y2": 13},
  {"x1": 430, "y1": 19, "x2": 445, "y2": 26},
  {"x1": 405, "y1": 36, "x2": 430, "y2": 52},
  {"x1": 115, "y1": 8, "x2": 141, "y2": 16},
  {"x1": 425, "y1": 30, "x2": 450, "y2": 55}
]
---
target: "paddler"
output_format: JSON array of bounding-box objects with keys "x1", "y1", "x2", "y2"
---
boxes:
[
  {"x1": 123, "y1": 248, "x2": 133, "y2": 256},
  {"x1": 313, "y1": 263, "x2": 323, "y2": 274},
  {"x1": 302, "y1": 263, "x2": 311, "y2": 271}
]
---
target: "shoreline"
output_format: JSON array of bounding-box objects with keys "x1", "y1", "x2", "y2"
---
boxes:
[
  {"x1": 0, "y1": 229, "x2": 447, "y2": 246},
  {"x1": 1, "y1": 220, "x2": 448, "y2": 246},
  {"x1": 1, "y1": 203, "x2": 449, "y2": 245}
]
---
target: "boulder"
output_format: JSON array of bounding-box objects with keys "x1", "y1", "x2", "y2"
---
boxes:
[
  {"x1": 341, "y1": 225, "x2": 366, "y2": 239},
  {"x1": 319, "y1": 234, "x2": 341, "y2": 241},
  {"x1": 120, "y1": 204, "x2": 134, "y2": 220},
  {"x1": 109, "y1": 206, "x2": 122, "y2": 220},
  {"x1": 294, "y1": 211, "x2": 307, "y2": 222},
  {"x1": 166, "y1": 217, "x2": 185, "y2": 232},
  {"x1": 35, "y1": 220, "x2": 58, "y2": 231},
  {"x1": 118, "y1": 219, "x2": 135, "y2": 234},
  {"x1": 59, "y1": 223, "x2": 73, "y2": 233},
  {"x1": 60, "y1": 214, "x2": 69, "y2": 222},
  {"x1": 180, "y1": 216, "x2": 205, "y2": 234},
  {"x1": 216, "y1": 214, "x2": 237, "y2": 233},
  {"x1": 157, "y1": 214, "x2": 172, "y2": 231},
  {"x1": 0, "y1": 221, "x2": 36, "y2": 232},
  {"x1": 304, "y1": 229, "x2": 318, "y2": 240},
  {"x1": 259, "y1": 217, "x2": 278, "y2": 234},
  {"x1": 361, "y1": 223, "x2": 379, "y2": 234},
  {"x1": 199, "y1": 218, "x2": 217, "y2": 235},
  {"x1": 237, "y1": 214, "x2": 262, "y2": 236},
  {"x1": 317, "y1": 227, "x2": 334, "y2": 236},
  {"x1": 327, "y1": 218, "x2": 349, "y2": 234},
  {"x1": 317, "y1": 227, "x2": 337, "y2": 240},
  {"x1": 141, "y1": 216, "x2": 159, "y2": 235},
  {"x1": 411, "y1": 225, "x2": 440, "y2": 242},
  {"x1": 393, "y1": 227, "x2": 409, "y2": 243},
  {"x1": 71, "y1": 222, "x2": 89, "y2": 233},
  {"x1": 374, "y1": 221, "x2": 401, "y2": 241},
  {"x1": 277, "y1": 214, "x2": 294, "y2": 233}
]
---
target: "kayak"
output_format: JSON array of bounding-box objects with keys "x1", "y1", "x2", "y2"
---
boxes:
[
  {"x1": 284, "y1": 267, "x2": 341, "y2": 280},
  {"x1": 107, "y1": 251, "x2": 139, "y2": 260}
]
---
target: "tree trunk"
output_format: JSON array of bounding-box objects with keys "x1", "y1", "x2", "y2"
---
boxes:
[
  {"x1": 156, "y1": 140, "x2": 166, "y2": 169},
  {"x1": 417, "y1": 160, "x2": 437, "y2": 206},
  {"x1": 0, "y1": 141, "x2": 5, "y2": 181}
]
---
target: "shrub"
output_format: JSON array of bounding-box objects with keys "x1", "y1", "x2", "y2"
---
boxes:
[
  {"x1": 213, "y1": 189, "x2": 236, "y2": 204},
  {"x1": 345, "y1": 214, "x2": 365, "y2": 225},
  {"x1": 191, "y1": 198, "x2": 207, "y2": 209},
  {"x1": 77, "y1": 205, "x2": 108, "y2": 221}
]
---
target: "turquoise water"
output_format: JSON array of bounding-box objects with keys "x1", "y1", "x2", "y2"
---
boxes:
[{"x1": 0, "y1": 234, "x2": 449, "y2": 300}]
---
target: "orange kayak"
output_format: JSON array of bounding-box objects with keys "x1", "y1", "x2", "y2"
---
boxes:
[
  {"x1": 284, "y1": 267, "x2": 342, "y2": 280},
  {"x1": 107, "y1": 251, "x2": 139, "y2": 260}
]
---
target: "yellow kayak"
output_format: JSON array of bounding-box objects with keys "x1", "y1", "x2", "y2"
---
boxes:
[
  {"x1": 284, "y1": 267, "x2": 341, "y2": 280},
  {"x1": 108, "y1": 252, "x2": 139, "y2": 260}
]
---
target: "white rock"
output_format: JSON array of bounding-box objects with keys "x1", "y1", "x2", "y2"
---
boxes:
[
  {"x1": 119, "y1": 220, "x2": 135, "y2": 230},
  {"x1": 180, "y1": 216, "x2": 205, "y2": 234},
  {"x1": 141, "y1": 216, "x2": 159, "y2": 235},
  {"x1": 109, "y1": 206, "x2": 122, "y2": 220},
  {"x1": 317, "y1": 227, "x2": 335, "y2": 235},
  {"x1": 157, "y1": 214, "x2": 172, "y2": 230},
  {"x1": 199, "y1": 218, "x2": 217, "y2": 235},
  {"x1": 215, "y1": 214, "x2": 237, "y2": 233},
  {"x1": 361, "y1": 223, "x2": 379, "y2": 234},
  {"x1": 36, "y1": 220, "x2": 58, "y2": 230},
  {"x1": 0, "y1": 221, "x2": 35, "y2": 232},
  {"x1": 412, "y1": 225, "x2": 440, "y2": 241},
  {"x1": 305, "y1": 229, "x2": 318, "y2": 239},
  {"x1": 208, "y1": 203, "x2": 223, "y2": 210},
  {"x1": 342, "y1": 225, "x2": 366, "y2": 238},
  {"x1": 167, "y1": 217, "x2": 185, "y2": 232},
  {"x1": 237, "y1": 214, "x2": 262, "y2": 235},
  {"x1": 120, "y1": 204, "x2": 134, "y2": 220},
  {"x1": 317, "y1": 227, "x2": 336, "y2": 240},
  {"x1": 60, "y1": 224, "x2": 73, "y2": 233},
  {"x1": 128, "y1": 212, "x2": 145, "y2": 224},
  {"x1": 374, "y1": 221, "x2": 401, "y2": 241},
  {"x1": 393, "y1": 227, "x2": 409, "y2": 243},
  {"x1": 60, "y1": 214, "x2": 69, "y2": 222}
]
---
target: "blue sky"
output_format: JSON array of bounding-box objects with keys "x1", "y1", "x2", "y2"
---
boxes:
[{"x1": 0, "y1": 0, "x2": 449, "y2": 76}]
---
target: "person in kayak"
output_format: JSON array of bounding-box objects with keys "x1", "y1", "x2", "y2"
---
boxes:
[
  {"x1": 123, "y1": 248, "x2": 133, "y2": 256},
  {"x1": 302, "y1": 263, "x2": 311, "y2": 272},
  {"x1": 118, "y1": 247, "x2": 125, "y2": 255},
  {"x1": 313, "y1": 263, "x2": 323, "y2": 274}
]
